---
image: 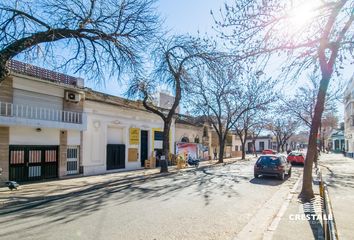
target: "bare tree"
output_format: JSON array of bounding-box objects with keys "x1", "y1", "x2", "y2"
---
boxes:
[
  {"x1": 126, "y1": 36, "x2": 214, "y2": 172},
  {"x1": 281, "y1": 74, "x2": 341, "y2": 128},
  {"x1": 234, "y1": 109, "x2": 267, "y2": 160},
  {"x1": 0, "y1": 0, "x2": 160, "y2": 83},
  {"x1": 214, "y1": 0, "x2": 354, "y2": 202},
  {"x1": 267, "y1": 117, "x2": 299, "y2": 153},
  {"x1": 186, "y1": 64, "x2": 276, "y2": 163},
  {"x1": 249, "y1": 122, "x2": 266, "y2": 157}
]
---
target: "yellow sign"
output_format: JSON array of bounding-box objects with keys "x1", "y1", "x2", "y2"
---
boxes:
[{"x1": 129, "y1": 128, "x2": 140, "y2": 144}]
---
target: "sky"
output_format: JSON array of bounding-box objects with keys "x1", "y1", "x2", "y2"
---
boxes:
[
  {"x1": 78, "y1": 1, "x2": 349, "y2": 120},
  {"x1": 86, "y1": 0, "x2": 224, "y2": 96}
]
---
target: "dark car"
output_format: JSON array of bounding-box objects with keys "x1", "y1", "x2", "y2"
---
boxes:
[
  {"x1": 254, "y1": 155, "x2": 292, "y2": 180},
  {"x1": 287, "y1": 151, "x2": 305, "y2": 165},
  {"x1": 261, "y1": 149, "x2": 277, "y2": 155}
]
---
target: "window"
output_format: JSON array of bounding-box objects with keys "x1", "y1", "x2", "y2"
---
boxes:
[
  {"x1": 154, "y1": 131, "x2": 164, "y2": 141},
  {"x1": 203, "y1": 126, "x2": 208, "y2": 137},
  {"x1": 235, "y1": 145, "x2": 239, "y2": 151},
  {"x1": 259, "y1": 141, "x2": 265, "y2": 151}
]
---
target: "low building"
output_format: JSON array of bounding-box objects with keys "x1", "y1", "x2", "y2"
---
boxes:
[
  {"x1": 0, "y1": 60, "x2": 86, "y2": 183},
  {"x1": 245, "y1": 135, "x2": 273, "y2": 153},
  {"x1": 82, "y1": 90, "x2": 173, "y2": 175},
  {"x1": 328, "y1": 129, "x2": 345, "y2": 153}
]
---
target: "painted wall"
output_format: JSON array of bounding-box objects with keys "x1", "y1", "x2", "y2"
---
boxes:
[
  {"x1": 175, "y1": 123, "x2": 203, "y2": 144},
  {"x1": 67, "y1": 130, "x2": 81, "y2": 146},
  {"x1": 9, "y1": 126, "x2": 60, "y2": 145},
  {"x1": 82, "y1": 100, "x2": 172, "y2": 175}
]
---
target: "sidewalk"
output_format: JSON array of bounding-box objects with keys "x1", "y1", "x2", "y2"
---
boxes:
[
  {"x1": 319, "y1": 153, "x2": 354, "y2": 240},
  {"x1": 0, "y1": 157, "x2": 245, "y2": 209},
  {"x1": 268, "y1": 172, "x2": 323, "y2": 240}
]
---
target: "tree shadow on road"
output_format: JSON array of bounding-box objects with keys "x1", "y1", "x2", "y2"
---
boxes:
[{"x1": 0, "y1": 164, "x2": 250, "y2": 238}]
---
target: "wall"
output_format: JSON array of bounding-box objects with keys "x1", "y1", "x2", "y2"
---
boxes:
[
  {"x1": 10, "y1": 126, "x2": 60, "y2": 145},
  {"x1": 175, "y1": 123, "x2": 203, "y2": 144},
  {"x1": 0, "y1": 127, "x2": 9, "y2": 183},
  {"x1": 82, "y1": 100, "x2": 169, "y2": 175},
  {"x1": 245, "y1": 138, "x2": 272, "y2": 152}
]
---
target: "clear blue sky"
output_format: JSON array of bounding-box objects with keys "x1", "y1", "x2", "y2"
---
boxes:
[
  {"x1": 157, "y1": 0, "x2": 222, "y2": 36},
  {"x1": 86, "y1": 0, "x2": 348, "y2": 120},
  {"x1": 88, "y1": 0, "x2": 224, "y2": 95}
]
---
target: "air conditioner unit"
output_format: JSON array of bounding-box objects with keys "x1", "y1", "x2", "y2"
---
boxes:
[{"x1": 65, "y1": 91, "x2": 81, "y2": 102}]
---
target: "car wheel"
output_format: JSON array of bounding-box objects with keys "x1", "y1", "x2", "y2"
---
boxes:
[
  {"x1": 288, "y1": 168, "x2": 292, "y2": 177},
  {"x1": 278, "y1": 172, "x2": 285, "y2": 180},
  {"x1": 254, "y1": 173, "x2": 259, "y2": 178}
]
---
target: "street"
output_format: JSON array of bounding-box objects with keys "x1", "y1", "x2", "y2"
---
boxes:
[{"x1": 0, "y1": 159, "x2": 301, "y2": 240}]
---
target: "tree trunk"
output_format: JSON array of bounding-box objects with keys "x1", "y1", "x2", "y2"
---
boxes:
[
  {"x1": 161, "y1": 120, "x2": 171, "y2": 173},
  {"x1": 299, "y1": 75, "x2": 331, "y2": 202},
  {"x1": 241, "y1": 142, "x2": 246, "y2": 160},
  {"x1": 218, "y1": 135, "x2": 225, "y2": 163}
]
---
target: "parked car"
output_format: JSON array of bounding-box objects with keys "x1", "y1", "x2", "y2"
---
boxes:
[
  {"x1": 254, "y1": 155, "x2": 292, "y2": 180},
  {"x1": 287, "y1": 151, "x2": 305, "y2": 164},
  {"x1": 261, "y1": 149, "x2": 277, "y2": 155}
]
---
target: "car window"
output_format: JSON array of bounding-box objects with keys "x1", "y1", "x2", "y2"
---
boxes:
[
  {"x1": 289, "y1": 152, "x2": 302, "y2": 156},
  {"x1": 257, "y1": 156, "x2": 280, "y2": 165}
]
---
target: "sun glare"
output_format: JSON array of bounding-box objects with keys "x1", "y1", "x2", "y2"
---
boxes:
[{"x1": 288, "y1": 0, "x2": 321, "y2": 28}]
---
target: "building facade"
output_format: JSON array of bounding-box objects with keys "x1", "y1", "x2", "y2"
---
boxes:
[
  {"x1": 0, "y1": 60, "x2": 86, "y2": 183},
  {"x1": 344, "y1": 74, "x2": 354, "y2": 156},
  {"x1": 82, "y1": 90, "x2": 174, "y2": 175}
]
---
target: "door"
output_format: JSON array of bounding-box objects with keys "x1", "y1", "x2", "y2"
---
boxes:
[
  {"x1": 67, "y1": 146, "x2": 79, "y2": 175},
  {"x1": 140, "y1": 130, "x2": 148, "y2": 167},
  {"x1": 247, "y1": 142, "x2": 253, "y2": 153},
  {"x1": 106, "y1": 144, "x2": 125, "y2": 170},
  {"x1": 9, "y1": 145, "x2": 58, "y2": 182}
]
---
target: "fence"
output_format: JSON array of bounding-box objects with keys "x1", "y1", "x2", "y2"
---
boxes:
[{"x1": 8, "y1": 60, "x2": 78, "y2": 86}]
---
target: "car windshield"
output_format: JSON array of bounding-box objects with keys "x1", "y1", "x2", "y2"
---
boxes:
[
  {"x1": 289, "y1": 152, "x2": 302, "y2": 156},
  {"x1": 257, "y1": 156, "x2": 281, "y2": 166}
]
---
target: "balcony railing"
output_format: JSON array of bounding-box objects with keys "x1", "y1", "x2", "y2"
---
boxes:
[{"x1": 0, "y1": 101, "x2": 83, "y2": 124}]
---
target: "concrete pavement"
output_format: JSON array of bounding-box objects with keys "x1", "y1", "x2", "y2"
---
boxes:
[
  {"x1": 320, "y1": 153, "x2": 354, "y2": 240},
  {"x1": 0, "y1": 157, "x2": 245, "y2": 208},
  {"x1": 0, "y1": 156, "x2": 303, "y2": 240}
]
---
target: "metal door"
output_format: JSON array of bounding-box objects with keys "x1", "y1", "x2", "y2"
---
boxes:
[
  {"x1": 9, "y1": 145, "x2": 58, "y2": 182},
  {"x1": 106, "y1": 144, "x2": 125, "y2": 170},
  {"x1": 140, "y1": 130, "x2": 148, "y2": 167}
]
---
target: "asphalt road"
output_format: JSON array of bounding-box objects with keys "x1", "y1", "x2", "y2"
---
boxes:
[{"x1": 0, "y1": 158, "x2": 302, "y2": 240}]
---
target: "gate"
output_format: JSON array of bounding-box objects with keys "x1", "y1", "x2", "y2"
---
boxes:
[
  {"x1": 67, "y1": 146, "x2": 79, "y2": 175},
  {"x1": 9, "y1": 145, "x2": 58, "y2": 182}
]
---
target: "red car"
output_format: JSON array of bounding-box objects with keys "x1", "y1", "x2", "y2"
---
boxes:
[
  {"x1": 287, "y1": 151, "x2": 305, "y2": 164},
  {"x1": 262, "y1": 149, "x2": 277, "y2": 155}
]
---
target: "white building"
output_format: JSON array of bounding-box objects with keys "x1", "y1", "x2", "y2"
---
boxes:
[
  {"x1": 82, "y1": 90, "x2": 175, "y2": 175},
  {"x1": 344, "y1": 74, "x2": 354, "y2": 156}
]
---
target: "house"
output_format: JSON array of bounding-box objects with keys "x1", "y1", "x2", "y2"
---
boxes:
[
  {"x1": 245, "y1": 135, "x2": 274, "y2": 153},
  {"x1": 0, "y1": 60, "x2": 86, "y2": 183},
  {"x1": 328, "y1": 129, "x2": 345, "y2": 153},
  {"x1": 82, "y1": 89, "x2": 173, "y2": 175}
]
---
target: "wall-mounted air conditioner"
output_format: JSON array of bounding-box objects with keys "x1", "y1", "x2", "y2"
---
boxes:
[{"x1": 65, "y1": 91, "x2": 81, "y2": 103}]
